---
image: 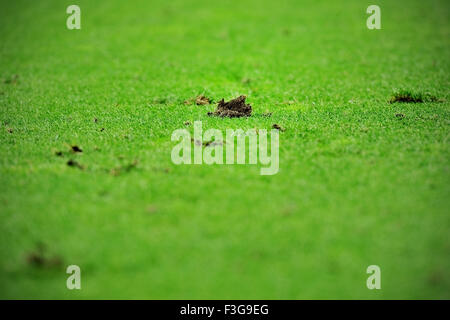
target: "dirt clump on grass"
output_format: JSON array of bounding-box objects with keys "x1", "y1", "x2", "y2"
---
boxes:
[
  {"x1": 147, "y1": 205, "x2": 158, "y2": 214},
  {"x1": 67, "y1": 159, "x2": 84, "y2": 170},
  {"x1": 208, "y1": 95, "x2": 252, "y2": 118},
  {"x1": 191, "y1": 138, "x2": 223, "y2": 147},
  {"x1": 71, "y1": 145, "x2": 82, "y2": 153},
  {"x1": 195, "y1": 95, "x2": 211, "y2": 105}
]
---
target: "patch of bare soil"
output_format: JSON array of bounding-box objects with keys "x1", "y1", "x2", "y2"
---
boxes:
[{"x1": 208, "y1": 95, "x2": 252, "y2": 118}]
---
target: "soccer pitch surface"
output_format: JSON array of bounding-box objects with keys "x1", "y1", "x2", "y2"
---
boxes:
[{"x1": 0, "y1": 0, "x2": 449, "y2": 299}]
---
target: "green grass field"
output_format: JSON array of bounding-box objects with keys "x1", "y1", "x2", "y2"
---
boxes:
[{"x1": 0, "y1": 0, "x2": 449, "y2": 299}]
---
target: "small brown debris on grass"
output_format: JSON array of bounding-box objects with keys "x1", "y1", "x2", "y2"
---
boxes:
[
  {"x1": 389, "y1": 91, "x2": 441, "y2": 104},
  {"x1": 67, "y1": 159, "x2": 84, "y2": 169},
  {"x1": 55, "y1": 151, "x2": 63, "y2": 157},
  {"x1": 191, "y1": 138, "x2": 202, "y2": 146},
  {"x1": 147, "y1": 205, "x2": 158, "y2": 214},
  {"x1": 395, "y1": 113, "x2": 405, "y2": 119},
  {"x1": 6, "y1": 128, "x2": 13, "y2": 133},
  {"x1": 282, "y1": 100, "x2": 297, "y2": 105},
  {"x1": 93, "y1": 118, "x2": 98, "y2": 123},
  {"x1": 272, "y1": 124, "x2": 285, "y2": 131},
  {"x1": 390, "y1": 94, "x2": 423, "y2": 103},
  {"x1": 26, "y1": 243, "x2": 63, "y2": 269},
  {"x1": 111, "y1": 160, "x2": 138, "y2": 176},
  {"x1": 71, "y1": 145, "x2": 82, "y2": 153},
  {"x1": 195, "y1": 95, "x2": 211, "y2": 105},
  {"x1": 184, "y1": 121, "x2": 191, "y2": 126},
  {"x1": 203, "y1": 140, "x2": 223, "y2": 147},
  {"x1": 4, "y1": 74, "x2": 19, "y2": 84},
  {"x1": 100, "y1": 128, "x2": 105, "y2": 132},
  {"x1": 427, "y1": 269, "x2": 445, "y2": 286},
  {"x1": 27, "y1": 252, "x2": 45, "y2": 267},
  {"x1": 208, "y1": 95, "x2": 252, "y2": 118},
  {"x1": 261, "y1": 112, "x2": 273, "y2": 117},
  {"x1": 184, "y1": 95, "x2": 212, "y2": 105},
  {"x1": 282, "y1": 28, "x2": 291, "y2": 36}
]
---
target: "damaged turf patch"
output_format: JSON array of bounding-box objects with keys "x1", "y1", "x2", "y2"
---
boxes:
[
  {"x1": 208, "y1": 95, "x2": 252, "y2": 118},
  {"x1": 389, "y1": 90, "x2": 441, "y2": 103},
  {"x1": 184, "y1": 95, "x2": 212, "y2": 105},
  {"x1": 272, "y1": 124, "x2": 285, "y2": 131}
]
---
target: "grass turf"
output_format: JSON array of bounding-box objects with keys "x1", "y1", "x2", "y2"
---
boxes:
[{"x1": 0, "y1": 0, "x2": 449, "y2": 299}]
